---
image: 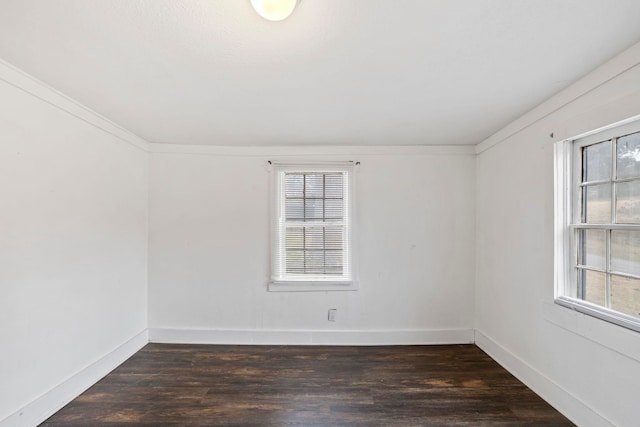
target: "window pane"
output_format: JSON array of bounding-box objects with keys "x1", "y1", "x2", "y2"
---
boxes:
[
  {"x1": 285, "y1": 174, "x2": 304, "y2": 198},
  {"x1": 611, "y1": 275, "x2": 640, "y2": 318},
  {"x1": 304, "y1": 227, "x2": 324, "y2": 249},
  {"x1": 578, "y1": 229, "x2": 605, "y2": 270},
  {"x1": 616, "y1": 132, "x2": 640, "y2": 180},
  {"x1": 324, "y1": 250, "x2": 344, "y2": 274},
  {"x1": 615, "y1": 180, "x2": 640, "y2": 224},
  {"x1": 286, "y1": 227, "x2": 304, "y2": 249},
  {"x1": 286, "y1": 250, "x2": 304, "y2": 273},
  {"x1": 580, "y1": 269, "x2": 606, "y2": 307},
  {"x1": 325, "y1": 174, "x2": 343, "y2": 198},
  {"x1": 325, "y1": 199, "x2": 343, "y2": 219},
  {"x1": 285, "y1": 199, "x2": 304, "y2": 219},
  {"x1": 611, "y1": 230, "x2": 640, "y2": 276},
  {"x1": 305, "y1": 174, "x2": 324, "y2": 198},
  {"x1": 325, "y1": 227, "x2": 343, "y2": 250},
  {"x1": 304, "y1": 251, "x2": 325, "y2": 274},
  {"x1": 305, "y1": 199, "x2": 324, "y2": 220},
  {"x1": 583, "y1": 141, "x2": 611, "y2": 182},
  {"x1": 584, "y1": 184, "x2": 611, "y2": 223}
]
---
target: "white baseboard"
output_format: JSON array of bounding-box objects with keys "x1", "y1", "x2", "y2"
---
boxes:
[
  {"x1": 12, "y1": 328, "x2": 606, "y2": 427},
  {"x1": 474, "y1": 329, "x2": 612, "y2": 427},
  {"x1": 149, "y1": 327, "x2": 474, "y2": 346},
  {"x1": 0, "y1": 329, "x2": 149, "y2": 427}
]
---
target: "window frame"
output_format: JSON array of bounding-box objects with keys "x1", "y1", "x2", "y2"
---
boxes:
[
  {"x1": 555, "y1": 116, "x2": 640, "y2": 333},
  {"x1": 268, "y1": 161, "x2": 357, "y2": 292}
]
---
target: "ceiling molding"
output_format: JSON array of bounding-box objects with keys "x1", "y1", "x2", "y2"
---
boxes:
[
  {"x1": 0, "y1": 58, "x2": 151, "y2": 152},
  {"x1": 475, "y1": 41, "x2": 640, "y2": 155},
  {"x1": 3, "y1": 1, "x2": 639, "y2": 148},
  {"x1": 0, "y1": 56, "x2": 475, "y2": 158},
  {"x1": 148, "y1": 143, "x2": 476, "y2": 157}
]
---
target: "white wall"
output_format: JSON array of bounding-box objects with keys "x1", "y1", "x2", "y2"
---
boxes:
[
  {"x1": 148, "y1": 147, "x2": 476, "y2": 344},
  {"x1": 0, "y1": 65, "x2": 149, "y2": 423},
  {"x1": 475, "y1": 42, "x2": 640, "y2": 427},
  {"x1": 5, "y1": 36, "x2": 640, "y2": 427}
]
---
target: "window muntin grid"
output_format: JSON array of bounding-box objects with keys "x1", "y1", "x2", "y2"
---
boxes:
[
  {"x1": 284, "y1": 173, "x2": 345, "y2": 276},
  {"x1": 573, "y1": 131, "x2": 640, "y2": 319},
  {"x1": 271, "y1": 164, "x2": 354, "y2": 287}
]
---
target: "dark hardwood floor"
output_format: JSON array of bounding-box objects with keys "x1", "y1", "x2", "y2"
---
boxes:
[{"x1": 41, "y1": 344, "x2": 573, "y2": 426}]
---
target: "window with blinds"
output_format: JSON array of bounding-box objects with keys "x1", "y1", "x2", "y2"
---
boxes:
[{"x1": 270, "y1": 163, "x2": 355, "y2": 290}]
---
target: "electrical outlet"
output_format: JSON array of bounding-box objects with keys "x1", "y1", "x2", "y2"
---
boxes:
[{"x1": 328, "y1": 309, "x2": 337, "y2": 322}]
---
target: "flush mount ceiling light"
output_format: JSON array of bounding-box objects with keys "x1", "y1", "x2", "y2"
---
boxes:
[{"x1": 250, "y1": 0, "x2": 299, "y2": 21}]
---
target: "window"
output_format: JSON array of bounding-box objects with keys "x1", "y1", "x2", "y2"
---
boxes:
[
  {"x1": 269, "y1": 162, "x2": 355, "y2": 291},
  {"x1": 555, "y1": 117, "x2": 640, "y2": 332}
]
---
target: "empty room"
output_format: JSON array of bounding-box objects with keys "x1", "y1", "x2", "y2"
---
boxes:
[{"x1": 2, "y1": 1, "x2": 640, "y2": 426}]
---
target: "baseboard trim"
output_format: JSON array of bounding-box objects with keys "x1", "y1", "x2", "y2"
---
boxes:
[
  {"x1": 474, "y1": 329, "x2": 613, "y2": 427},
  {"x1": 0, "y1": 329, "x2": 149, "y2": 427},
  {"x1": 8, "y1": 328, "x2": 608, "y2": 426},
  {"x1": 149, "y1": 328, "x2": 474, "y2": 346}
]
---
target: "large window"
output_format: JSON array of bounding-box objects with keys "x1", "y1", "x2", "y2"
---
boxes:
[
  {"x1": 269, "y1": 162, "x2": 355, "y2": 291},
  {"x1": 556, "y1": 118, "x2": 640, "y2": 332}
]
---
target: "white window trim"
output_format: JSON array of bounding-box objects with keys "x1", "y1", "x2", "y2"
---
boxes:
[
  {"x1": 268, "y1": 161, "x2": 358, "y2": 292},
  {"x1": 554, "y1": 115, "x2": 640, "y2": 333}
]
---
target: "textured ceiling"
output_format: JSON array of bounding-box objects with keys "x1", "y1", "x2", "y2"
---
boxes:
[{"x1": 0, "y1": 0, "x2": 640, "y2": 146}]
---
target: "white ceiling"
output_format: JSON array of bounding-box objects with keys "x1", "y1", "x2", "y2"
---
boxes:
[{"x1": 0, "y1": 0, "x2": 640, "y2": 146}]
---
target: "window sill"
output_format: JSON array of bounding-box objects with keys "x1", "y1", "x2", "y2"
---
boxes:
[
  {"x1": 268, "y1": 281, "x2": 358, "y2": 292},
  {"x1": 555, "y1": 296, "x2": 640, "y2": 333},
  {"x1": 543, "y1": 300, "x2": 640, "y2": 363}
]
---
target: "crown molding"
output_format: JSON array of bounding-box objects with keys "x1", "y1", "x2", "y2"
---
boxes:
[
  {"x1": 0, "y1": 58, "x2": 151, "y2": 152},
  {"x1": 148, "y1": 143, "x2": 476, "y2": 156},
  {"x1": 0, "y1": 59, "x2": 479, "y2": 156},
  {"x1": 476, "y1": 41, "x2": 640, "y2": 155}
]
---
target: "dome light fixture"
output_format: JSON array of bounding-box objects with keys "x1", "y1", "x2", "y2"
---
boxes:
[{"x1": 250, "y1": 0, "x2": 300, "y2": 21}]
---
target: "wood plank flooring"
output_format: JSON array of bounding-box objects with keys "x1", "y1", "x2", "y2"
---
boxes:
[{"x1": 41, "y1": 344, "x2": 574, "y2": 426}]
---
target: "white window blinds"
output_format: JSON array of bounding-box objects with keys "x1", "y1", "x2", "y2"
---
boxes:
[{"x1": 271, "y1": 163, "x2": 354, "y2": 288}]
